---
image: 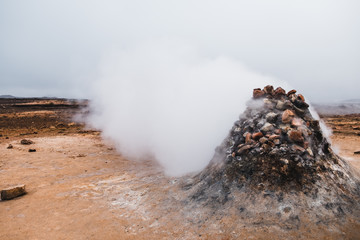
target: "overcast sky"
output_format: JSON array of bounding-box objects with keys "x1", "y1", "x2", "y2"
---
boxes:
[{"x1": 0, "y1": 0, "x2": 359, "y2": 102}]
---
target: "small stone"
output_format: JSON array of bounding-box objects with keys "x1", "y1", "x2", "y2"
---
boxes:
[
  {"x1": 276, "y1": 101, "x2": 285, "y2": 110},
  {"x1": 282, "y1": 109, "x2": 295, "y2": 123},
  {"x1": 273, "y1": 139, "x2": 281, "y2": 145},
  {"x1": 274, "y1": 129, "x2": 282, "y2": 135},
  {"x1": 28, "y1": 149, "x2": 36, "y2": 152},
  {"x1": 252, "y1": 132, "x2": 264, "y2": 140},
  {"x1": 354, "y1": 151, "x2": 360, "y2": 155},
  {"x1": 245, "y1": 132, "x2": 252, "y2": 144},
  {"x1": 263, "y1": 85, "x2": 274, "y2": 95},
  {"x1": 307, "y1": 148, "x2": 314, "y2": 156},
  {"x1": 1, "y1": 184, "x2": 26, "y2": 200},
  {"x1": 20, "y1": 139, "x2": 33, "y2": 145},
  {"x1": 297, "y1": 94, "x2": 305, "y2": 102},
  {"x1": 259, "y1": 137, "x2": 268, "y2": 144},
  {"x1": 293, "y1": 99, "x2": 309, "y2": 109},
  {"x1": 269, "y1": 134, "x2": 280, "y2": 140},
  {"x1": 279, "y1": 124, "x2": 291, "y2": 133},
  {"x1": 292, "y1": 145, "x2": 305, "y2": 153},
  {"x1": 291, "y1": 118, "x2": 303, "y2": 127},
  {"x1": 287, "y1": 89, "x2": 297, "y2": 96},
  {"x1": 263, "y1": 98, "x2": 274, "y2": 108},
  {"x1": 237, "y1": 145, "x2": 252, "y2": 154},
  {"x1": 288, "y1": 130, "x2": 304, "y2": 143},
  {"x1": 274, "y1": 87, "x2": 286, "y2": 98},
  {"x1": 253, "y1": 88, "x2": 265, "y2": 99},
  {"x1": 266, "y1": 112, "x2": 278, "y2": 123},
  {"x1": 7, "y1": 144, "x2": 13, "y2": 149},
  {"x1": 261, "y1": 123, "x2": 274, "y2": 132}
]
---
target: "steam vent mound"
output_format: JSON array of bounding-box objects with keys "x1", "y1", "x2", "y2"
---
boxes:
[{"x1": 184, "y1": 86, "x2": 360, "y2": 237}]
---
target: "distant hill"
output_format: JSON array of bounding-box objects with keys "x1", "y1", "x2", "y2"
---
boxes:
[
  {"x1": 313, "y1": 100, "x2": 360, "y2": 116},
  {"x1": 342, "y1": 99, "x2": 360, "y2": 103},
  {"x1": 0, "y1": 95, "x2": 16, "y2": 98}
]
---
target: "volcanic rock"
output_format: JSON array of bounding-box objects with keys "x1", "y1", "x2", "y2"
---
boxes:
[
  {"x1": 184, "y1": 85, "x2": 360, "y2": 235},
  {"x1": 253, "y1": 88, "x2": 265, "y2": 99},
  {"x1": 282, "y1": 109, "x2": 295, "y2": 123},
  {"x1": 1, "y1": 185, "x2": 26, "y2": 200},
  {"x1": 288, "y1": 130, "x2": 304, "y2": 144},
  {"x1": 20, "y1": 139, "x2": 33, "y2": 145}
]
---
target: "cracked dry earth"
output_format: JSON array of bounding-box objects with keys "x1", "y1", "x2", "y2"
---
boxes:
[{"x1": 0, "y1": 100, "x2": 360, "y2": 239}]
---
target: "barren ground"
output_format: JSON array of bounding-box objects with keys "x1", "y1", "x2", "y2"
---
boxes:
[{"x1": 0, "y1": 99, "x2": 359, "y2": 239}]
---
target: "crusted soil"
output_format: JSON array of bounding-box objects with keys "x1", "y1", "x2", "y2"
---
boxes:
[{"x1": 0, "y1": 97, "x2": 359, "y2": 239}]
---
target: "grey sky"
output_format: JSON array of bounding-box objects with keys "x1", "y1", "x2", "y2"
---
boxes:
[{"x1": 0, "y1": 0, "x2": 359, "y2": 102}]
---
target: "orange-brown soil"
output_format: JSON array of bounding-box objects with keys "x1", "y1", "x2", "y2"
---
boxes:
[{"x1": 0, "y1": 99, "x2": 359, "y2": 239}]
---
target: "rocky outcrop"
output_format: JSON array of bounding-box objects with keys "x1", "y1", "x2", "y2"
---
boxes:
[{"x1": 183, "y1": 85, "x2": 360, "y2": 234}]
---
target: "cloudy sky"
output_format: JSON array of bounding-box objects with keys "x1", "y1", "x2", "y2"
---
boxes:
[{"x1": 0, "y1": 0, "x2": 359, "y2": 102}]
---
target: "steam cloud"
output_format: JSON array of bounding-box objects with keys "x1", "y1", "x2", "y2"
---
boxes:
[{"x1": 88, "y1": 39, "x2": 288, "y2": 176}]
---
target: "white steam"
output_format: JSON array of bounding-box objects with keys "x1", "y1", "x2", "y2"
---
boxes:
[{"x1": 88, "y1": 39, "x2": 286, "y2": 176}]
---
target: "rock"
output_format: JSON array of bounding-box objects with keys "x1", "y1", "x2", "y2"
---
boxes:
[
  {"x1": 261, "y1": 123, "x2": 274, "y2": 132},
  {"x1": 287, "y1": 89, "x2": 297, "y2": 96},
  {"x1": 245, "y1": 132, "x2": 252, "y2": 144},
  {"x1": 274, "y1": 87, "x2": 286, "y2": 98},
  {"x1": 291, "y1": 118, "x2": 303, "y2": 127},
  {"x1": 292, "y1": 145, "x2": 306, "y2": 153},
  {"x1": 307, "y1": 148, "x2": 314, "y2": 156},
  {"x1": 288, "y1": 130, "x2": 304, "y2": 143},
  {"x1": 293, "y1": 99, "x2": 309, "y2": 109},
  {"x1": 273, "y1": 139, "x2": 281, "y2": 145},
  {"x1": 7, "y1": 144, "x2": 13, "y2": 149},
  {"x1": 274, "y1": 129, "x2": 282, "y2": 135},
  {"x1": 276, "y1": 101, "x2": 285, "y2": 110},
  {"x1": 237, "y1": 145, "x2": 252, "y2": 154},
  {"x1": 253, "y1": 88, "x2": 265, "y2": 99},
  {"x1": 263, "y1": 85, "x2": 274, "y2": 95},
  {"x1": 28, "y1": 149, "x2": 36, "y2": 152},
  {"x1": 269, "y1": 134, "x2": 280, "y2": 140},
  {"x1": 282, "y1": 110, "x2": 295, "y2": 123},
  {"x1": 20, "y1": 139, "x2": 33, "y2": 145},
  {"x1": 259, "y1": 137, "x2": 268, "y2": 144},
  {"x1": 297, "y1": 94, "x2": 305, "y2": 102},
  {"x1": 354, "y1": 151, "x2": 360, "y2": 155},
  {"x1": 252, "y1": 132, "x2": 264, "y2": 140},
  {"x1": 266, "y1": 112, "x2": 278, "y2": 123},
  {"x1": 263, "y1": 99, "x2": 274, "y2": 108},
  {"x1": 1, "y1": 185, "x2": 26, "y2": 200}
]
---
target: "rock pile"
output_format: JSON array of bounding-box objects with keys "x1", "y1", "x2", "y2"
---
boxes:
[{"x1": 183, "y1": 86, "x2": 360, "y2": 234}]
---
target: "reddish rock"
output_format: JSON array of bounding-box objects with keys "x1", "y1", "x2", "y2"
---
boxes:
[
  {"x1": 292, "y1": 145, "x2": 305, "y2": 152},
  {"x1": 273, "y1": 139, "x2": 281, "y2": 145},
  {"x1": 274, "y1": 87, "x2": 286, "y2": 98},
  {"x1": 263, "y1": 85, "x2": 274, "y2": 95},
  {"x1": 245, "y1": 132, "x2": 252, "y2": 144},
  {"x1": 288, "y1": 130, "x2": 304, "y2": 143},
  {"x1": 298, "y1": 94, "x2": 305, "y2": 102},
  {"x1": 287, "y1": 89, "x2": 297, "y2": 96},
  {"x1": 282, "y1": 110, "x2": 295, "y2": 123},
  {"x1": 269, "y1": 134, "x2": 280, "y2": 140},
  {"x1": 237, "y1": 145, "x2": 252, "y2": 154},
  {"x1": 253, "y1": 88, "x2": 265, "y2": 99},
  {"x1": 252, "y1": 132, "x2": 264, "y2": 140},
  {"x1": 291, "y1": 118, "x2": 303, "y2": 127}
]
